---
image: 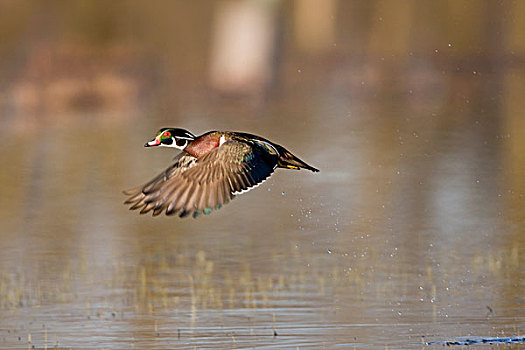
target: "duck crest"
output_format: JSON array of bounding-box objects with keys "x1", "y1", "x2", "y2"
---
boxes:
[{"x1": 184, "y1": 132, "x2": 221, "y2": 157}]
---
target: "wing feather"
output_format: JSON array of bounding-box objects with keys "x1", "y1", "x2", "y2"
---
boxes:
[{"x1": 123, "y1": 140, "x2": 278, "y2": 217}]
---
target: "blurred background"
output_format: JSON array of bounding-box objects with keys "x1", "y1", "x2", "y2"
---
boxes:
[{"x1": 1, "y1": 1, "x2": 524, "y2": 349}]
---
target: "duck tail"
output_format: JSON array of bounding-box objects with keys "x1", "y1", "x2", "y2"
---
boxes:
[{"x1": 277, "y1": 147, "x2": 319, "y2": 172}]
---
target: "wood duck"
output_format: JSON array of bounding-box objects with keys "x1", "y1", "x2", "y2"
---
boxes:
[{"x1": 124, "y1": 128, "x2": 319, "y2": 218}]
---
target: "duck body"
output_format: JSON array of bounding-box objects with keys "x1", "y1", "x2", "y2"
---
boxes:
[{"x1": 124, "y1": 128, "x2": 318, "y2": 218}]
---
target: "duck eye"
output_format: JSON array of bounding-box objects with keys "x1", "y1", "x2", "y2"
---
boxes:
[
  {"x1": 163, "y1": 131, "x2": 171, "y2": 138},
  {"x1": 176, "y1": 138, "x2": 187, "y2": 147}
]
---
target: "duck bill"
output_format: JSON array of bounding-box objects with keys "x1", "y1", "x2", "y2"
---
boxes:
[{"x1": 144, "y1": 137, "x2": 161, "y2": 147}]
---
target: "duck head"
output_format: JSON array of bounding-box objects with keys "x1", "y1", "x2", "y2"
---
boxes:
[{"x1": 145, "y1": 128, "x2": 196, "y2": 150}]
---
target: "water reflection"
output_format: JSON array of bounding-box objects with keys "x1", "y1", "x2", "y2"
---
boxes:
[
  {"x1": 1, "y1": 77, "x2": 524, "y2": 348},
  {"x1": 1, "y1": 1, "x2": 525, "y2": 349}
]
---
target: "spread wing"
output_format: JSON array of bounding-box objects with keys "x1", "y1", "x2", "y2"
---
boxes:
[{"x1": 123, "y1": 140, "x2": 278, "y2": 218}]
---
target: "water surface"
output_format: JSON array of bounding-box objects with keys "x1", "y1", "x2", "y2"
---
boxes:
[{"x1": 1, "y1": 2, "x2": 525, "y2": 349}]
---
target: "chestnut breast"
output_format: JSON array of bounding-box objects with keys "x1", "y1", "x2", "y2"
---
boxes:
[{"x1": 184, "y1": 133, "x2": 221, "y2": 158}]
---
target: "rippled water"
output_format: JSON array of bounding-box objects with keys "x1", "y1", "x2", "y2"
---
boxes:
[
  {"x1": 1, "y1": 3, "x2": 525, "y2": 344},
  {"x1": 1, "y1": 66, "x2": 524, "y2": 349}
]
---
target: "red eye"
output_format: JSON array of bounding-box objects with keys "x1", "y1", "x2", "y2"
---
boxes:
[{"x1": 164, "y1": 131, "x2": 171, "y2": 138}]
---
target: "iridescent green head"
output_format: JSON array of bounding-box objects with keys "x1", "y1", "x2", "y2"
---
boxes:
[{"x1": 144, "y1": 128, "x2": 195, "y2": 150}]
